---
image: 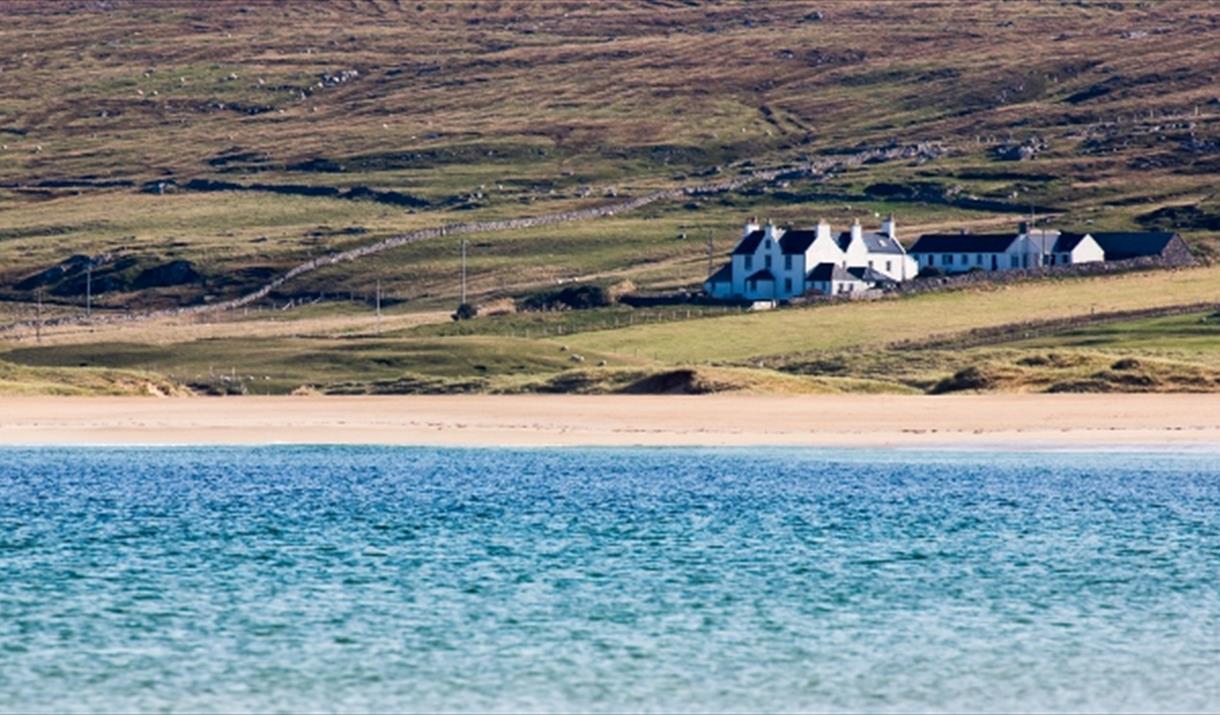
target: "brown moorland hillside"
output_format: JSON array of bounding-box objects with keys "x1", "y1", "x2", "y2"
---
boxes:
[{"x1": 0, "y1": 0, "x2": 1216, "y2": 312}]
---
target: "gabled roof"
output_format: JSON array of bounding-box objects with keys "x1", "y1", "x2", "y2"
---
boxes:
[
  {"x1": 806, "y1": 262, "x2": 855, "y2": 281},
  {"x1": 847, "y1": 266, "x2": 894, "y2": 283},
  {"x1": 1086, "y1": 231, "x2": 1178, "y2": 260},
  {"x1": 908, "y1": 233, "x2": 1019, "y2": 253},
  {"x1": 706, "y1": 263, "x2": 732, "y2": 284},
  {"x1": 732, "y1": 229, "x2": 766, "y2": 255},
  {"x1": 836, "y1": 230, "x2": 909, "y2": 254},
  {"x1": 779, "y1": 229, "x2": 819, "y2": 255},
  {"x1": 1052, "y1": 232, "x2": 1089, "y2": 253},
  {"x1": 745, "y1": 269, "x2": 775, "y2": 282},
  {"x1": 860, "y1": 231, "x2": 905, "y2": 255}
]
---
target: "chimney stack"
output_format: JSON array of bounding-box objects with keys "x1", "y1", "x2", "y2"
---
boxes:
[
  {"x1": 881, "y1": 214, "x2": 896, "y2": 239},
  {"x1": 850, "y1": 218, "x2": 863, "y2": 243},
  {"x1": 816, "y1": 218, "x2": 832, "y2": 242}
]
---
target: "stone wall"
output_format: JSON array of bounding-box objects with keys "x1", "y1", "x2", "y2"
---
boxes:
[{"x1": 893, "y1": 252, "x2": 1197, "y2": 296}]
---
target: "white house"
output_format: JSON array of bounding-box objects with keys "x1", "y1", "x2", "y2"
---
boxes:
[
  {"x1": 836, "y1": 217, "x2": 918, "y2": 282},
  {"x1": 705, "y1": 216, "x2": 916, "y2": 301}
]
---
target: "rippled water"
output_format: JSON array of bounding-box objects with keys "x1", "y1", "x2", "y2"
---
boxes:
[{"x1": 2, "y1": 447, "x2": 1219, "y2": 713}]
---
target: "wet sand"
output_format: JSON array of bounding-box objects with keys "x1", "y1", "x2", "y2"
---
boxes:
[{"x1": 1, "y1": 394, "x2": 1219, "y2": 449}]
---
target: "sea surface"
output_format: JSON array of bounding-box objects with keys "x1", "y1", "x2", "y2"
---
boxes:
[{"x1": 1, "y1": 446, "x2": 1219, "y2": 713}]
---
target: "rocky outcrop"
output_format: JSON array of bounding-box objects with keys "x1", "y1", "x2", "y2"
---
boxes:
[{"x1": 132, "y1": 260, "x2": 202, "y2": 290}]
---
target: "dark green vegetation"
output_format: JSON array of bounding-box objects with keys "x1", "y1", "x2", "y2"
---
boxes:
[{"x1": 0, "y1": 1, "x2": 1217, "y2": 394}]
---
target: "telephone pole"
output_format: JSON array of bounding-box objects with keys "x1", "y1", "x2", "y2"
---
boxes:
[
  {"x1": 706, "y1": 233, "x2": 714, "y2": 277},
  {"x1": 85, "y1": 260, "x2": 92, "y2": 319},
  {"x1": 459, "y1": 239, "x2": 468, "y2": 305},
  {"x1": 35, "y1": 288, "x2": 43, "y2": 344},
  {"x1": 375, "y1": 279, "x2": 382, "y2": 334}
]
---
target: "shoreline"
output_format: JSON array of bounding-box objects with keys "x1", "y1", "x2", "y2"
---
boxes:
[{"x1": 2, "y1": 394, "x2": 1220, "y2": 449}]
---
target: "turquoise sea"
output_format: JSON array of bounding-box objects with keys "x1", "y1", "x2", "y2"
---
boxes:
[{"x1": 1, "y1": 447, "x2": 1219, "y2": 713}]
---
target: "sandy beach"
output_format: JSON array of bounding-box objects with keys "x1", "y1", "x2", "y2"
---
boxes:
[{"x1": 1, "y1": 394, "x2": 1219, "y2": 449}]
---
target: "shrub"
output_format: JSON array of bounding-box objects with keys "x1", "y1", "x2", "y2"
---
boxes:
[{"x1": 520, "y1": 284, "x2": 611, "y2": 311}]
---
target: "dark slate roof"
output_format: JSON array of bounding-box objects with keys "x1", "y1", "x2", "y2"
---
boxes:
[
  {"x1": 706, "y1": 263, "x2": 732, "y2": 284},
  {"x1": 779, "y1": 229, "x2": 819, "y2": 255},
  {"x1": 861, "y1": 231, "x2": 906, "y2": 255},
  {"x1": 1052, "y1": 232, "x2": 1089, "y2": 253},
  {"x1": 806, "y1": 262, "x2": 855, "y2": 281},
  {"x1": 732, "y1": 229, "x2": 765, "y2": 255},
  {"x1": 908, "y1": 233, "x2": 1019, "y2": 253},
  {"x1": 745, "y1": 269, "x2": 775, "y2": 282},
  {"x1": 1086, "y1": 232, "x2": 1178, "y2": 260},
  {"x1": 847, "y1": 266, "x2": 894, "y2": 283},
  {"x1": 835, "y1": 230, "x2": 906, "y2": 255}
]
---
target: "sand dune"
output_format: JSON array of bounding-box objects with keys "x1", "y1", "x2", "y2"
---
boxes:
[{"x1": 1, "y1": 394, "x2": 1219, "y2": 449}]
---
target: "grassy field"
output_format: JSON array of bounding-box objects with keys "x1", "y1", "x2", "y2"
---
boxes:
[{"x1": 0, "y1": 1, "x2": 1217, "y2": 394}]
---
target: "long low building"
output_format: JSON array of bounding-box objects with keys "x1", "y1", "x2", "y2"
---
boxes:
[
  {"x1": 907, "y1": 225, "x2": 1104, "y2": 273},
  {"x1": 705, "y1": 217, "x2": 1189, "y2": 302}
]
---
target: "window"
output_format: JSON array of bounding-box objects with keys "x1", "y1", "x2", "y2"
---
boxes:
[
  {"x1": 745, "y1": 255, "x2": 753, "y2": 270},
  {"x1": 944, "y1": 254, "x2": 954, "y2": 265},
  {"x1": 784, "y1": 278, "x2": 792, "y2": 293},
  {"x1": 784, "y1": 255, "x2": 792, "y2": 270},
  {"x1": 1010, "y1": 256, "x2": 1020, "y2": 268},
  {"x1": 867, "y1": 260, "x2": 874, "y2": 269},
  {"x1": 765, "y1": 239, "x2": 771, "y2": 248},
  {"x1": 748, "y1": 280, "x2": 757, "y2": 291},
  {"x1": 886, "y1": 260, "x2": 893, "y2": 272},
  {"x1": 961, "y1": 254, "x2": 968, "y2": 265},
  {"x1": 765, "y1": 255, "x2": 773, "y2": 269},
  {"x1": 976, "y1": 254, "x2": 983, "y2": 265}
]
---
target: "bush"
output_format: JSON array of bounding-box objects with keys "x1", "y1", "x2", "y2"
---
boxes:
[
  {"x1": 520, "y1": 284, "x2": 611, "y2": 312},
  {"x1": 451, "y1": 302, "x2": 477, "y2": 321},
  {"x1": 930, "y1": 366, "x2": 994, "y2": 394}
]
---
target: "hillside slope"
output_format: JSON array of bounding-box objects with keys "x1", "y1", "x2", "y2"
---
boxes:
[{"x1": 0, "y1": 0, "x2": 1216, "y2": 312}]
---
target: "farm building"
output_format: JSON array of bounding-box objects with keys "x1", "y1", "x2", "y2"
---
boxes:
[
  {"x1": 1076, "y1": 232, "x2": 1193, "y2": 263},
  {"x1": 908, "y1": 224, "x2": 1104, "y2": 274}
]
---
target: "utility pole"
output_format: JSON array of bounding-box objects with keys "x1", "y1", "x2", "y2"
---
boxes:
[
  {"x1": 375, "y1": 279, "x2": 382, "y2": 334},
  {"x1": 459, "y1": 239, "x2": 468, "y2": 305},
  {"x1": 706, "y1": 233, "x2": 714, "y2": 278},
  {"x1": 35, "y1": 288, "x2": 43, "y2": 344},
  {"x1": 85, "y1": 260, "x2": 92, "y2": 319}
]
